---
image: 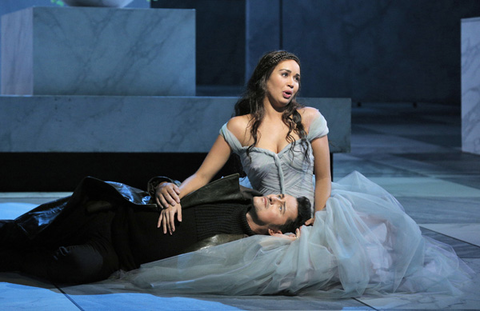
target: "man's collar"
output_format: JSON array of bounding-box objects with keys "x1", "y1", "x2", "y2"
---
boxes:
[{"x1": 181, "y1": 174, "x2": 259, "y2": 209}]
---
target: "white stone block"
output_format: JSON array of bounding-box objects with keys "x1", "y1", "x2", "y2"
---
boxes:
[
  {"x1": 461, "y1": 17, "x2": 480, "y2": 155},
  {"x1": 1, "y1": 7, "x2": 195, "y2": 96},
  {"x1": 0, "y1": 96, "x2": 350, "y2": 153}
]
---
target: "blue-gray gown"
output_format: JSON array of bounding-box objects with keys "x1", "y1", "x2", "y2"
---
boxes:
[{"x1": 118, "y1": 112, "x2": 472, "y2": 297}]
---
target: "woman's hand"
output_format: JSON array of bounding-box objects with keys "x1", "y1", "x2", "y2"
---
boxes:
[
  {"x1": 305, "y1": 217, "x2": 315, "y2": 226},
  {"x1": 270, "y1": 227, "x2": 302, "y2": 241},
  {"x1": 155, "y1": 182, "x2": 181, "y2": 209},
  {"x1": 157, "y1": 203, "x2": 182, "y2": 235}
]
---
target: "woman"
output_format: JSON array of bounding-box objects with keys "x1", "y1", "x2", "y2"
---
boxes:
[
  {"x1": 155, "y1": 51, "x2": 331, "y2": 234},
  {"x1": 137, "y1": 51, "x2": 472, "y2": 297}
]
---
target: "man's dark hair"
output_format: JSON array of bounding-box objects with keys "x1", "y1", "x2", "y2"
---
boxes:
[{"x1": 276, "y1": 196, "x2": 312, "y2": 234}]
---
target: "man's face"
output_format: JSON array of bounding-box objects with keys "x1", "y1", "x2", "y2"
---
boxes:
[{"x1": 251, "y1": 194, "x2": 298, "y2": 228}]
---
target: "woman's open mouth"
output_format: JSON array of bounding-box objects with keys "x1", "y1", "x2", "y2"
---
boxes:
[{"x1": 283, "y1": 91, "x2": 292, "y2": 99}]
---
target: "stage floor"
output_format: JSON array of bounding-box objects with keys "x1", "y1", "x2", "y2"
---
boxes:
[{"x1": 1, "y1": 102, "x2": 479, "y2": 310}]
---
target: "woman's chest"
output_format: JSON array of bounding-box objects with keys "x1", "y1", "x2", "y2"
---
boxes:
[
  {"x1": 255, "y1": 127, "x2": 301, "y2": 154},
  {"x1": 239, "y1": 143, "x2": 313, "y2": 173}
]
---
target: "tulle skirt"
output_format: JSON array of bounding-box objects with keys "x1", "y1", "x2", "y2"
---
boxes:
[{"x1": 118, "y1": 172, "x2": 473, "y2": 297}]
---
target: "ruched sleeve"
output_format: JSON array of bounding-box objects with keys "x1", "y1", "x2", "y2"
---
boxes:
[
  {"x1": 219, "y1": 123, "x2": 243, "y2": 153},
  {"x1": 307, "y1": 113, "x2": 329, "y2": 142}
]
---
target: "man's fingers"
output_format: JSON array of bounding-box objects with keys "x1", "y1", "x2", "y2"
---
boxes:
[
  {"x1": 157, "y1": 213, "x2": 163, "y2": 228},
  {"x1": 164, "y1": 211, "x2": 170, "y2": 235},
  {"x1": 164, "y1": 209, "x2": 171, "y2": 235},
  {"x1": 177, "y1": 204, "x2": 182, "y2": 222},
  {"x1": 169, "y1": 210, "x2": 176, "y2": 234},
  {"x1": 157, "y1": 203, "x2": 181, "y2": 235}
]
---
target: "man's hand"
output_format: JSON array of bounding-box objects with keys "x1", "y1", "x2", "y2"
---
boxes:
[
  {"x1": 157, "y1": 203, "x2": 182, "y2": 235},
  {"x1": 155, "y1": 182, "x2": 181, "y2": 209}
]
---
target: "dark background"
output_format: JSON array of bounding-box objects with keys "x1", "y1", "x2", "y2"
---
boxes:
[
  {"x1": 154, "y1": 0, "x2": 480, "y2": 104},
  {"x1": 2, "y1": 0, "x2": 480, "y2": 191}
]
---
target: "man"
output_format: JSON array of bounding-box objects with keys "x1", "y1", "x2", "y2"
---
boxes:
[{"x1": 1, "y1": 174, "x2": 310, "y2": 284}]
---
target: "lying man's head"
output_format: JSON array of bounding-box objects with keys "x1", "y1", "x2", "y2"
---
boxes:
[{"x1": 247, "y1": 194, "x2": 311, "y2": 235}]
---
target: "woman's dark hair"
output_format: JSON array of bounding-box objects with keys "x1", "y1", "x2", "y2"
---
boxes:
[
  {"x1": 234, "y1": 50, "x2": 308, "y2": 159},
  {"x1": 276, "y1": 196, "x2": 312, "y2": 234}
]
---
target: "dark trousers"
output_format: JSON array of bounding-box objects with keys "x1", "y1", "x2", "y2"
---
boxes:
[{"x1": 1, "y1": 210, "x2": 120, "y2": 284}]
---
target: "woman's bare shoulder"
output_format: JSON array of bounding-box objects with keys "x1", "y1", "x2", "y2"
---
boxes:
[{"x1": 226, "y1": 115, "x2": 250, "y2": 142}]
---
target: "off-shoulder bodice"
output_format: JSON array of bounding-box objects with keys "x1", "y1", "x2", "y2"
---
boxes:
[{"x1": 220, "y1": 113, "x2": 329, "y2": 204}]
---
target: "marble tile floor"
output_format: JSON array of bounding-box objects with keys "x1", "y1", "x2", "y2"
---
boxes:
[{"x1": 1, "y1": 102, "x2": 479, "y2": 310}]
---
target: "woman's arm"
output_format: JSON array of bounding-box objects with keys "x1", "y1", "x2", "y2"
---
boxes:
[
  {"x1": 299, "y1": 107, "x2": 331, "y2": 224},
  {"x1": 156, "y1": 134, "x2": 233, "y2": 234},
  {"x1": 155, "y1": 116, "x2": 247, "y2": 209},
  {"x1": 155, "y1": 134, "x2": 233, "y2": 206},
  {"x1": 178, "y1": 134, "x2": 233, "y2": 198},
  {"x1": 311, "y1": 135, "x2": 331, "y2": 213}
]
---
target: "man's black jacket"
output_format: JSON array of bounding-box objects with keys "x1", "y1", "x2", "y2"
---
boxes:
[{"x1": 11, "y1": 174, "x2": 261, "y2": 241}]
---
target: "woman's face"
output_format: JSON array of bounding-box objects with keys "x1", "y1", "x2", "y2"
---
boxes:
[{"x1": 264, "y1": 59, "x2": 301, "y2": 108}]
